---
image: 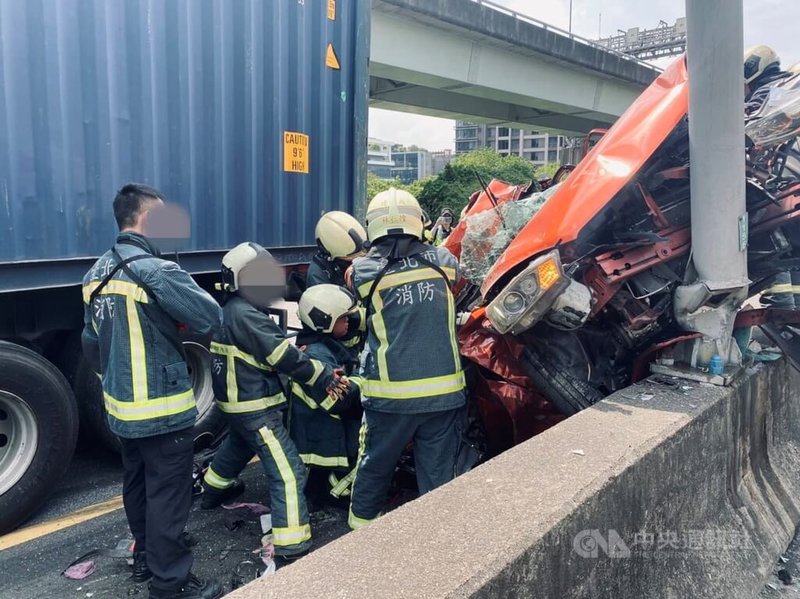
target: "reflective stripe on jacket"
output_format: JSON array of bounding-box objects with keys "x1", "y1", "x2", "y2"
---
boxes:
[
  {"x1": 351, "y1": 241, "x2": 466, "y2": 414},
  {"x1": 81, "y1": 233, "x2": 222, "y2": 439},
  {"x1": 210, "y1": 295, "x2": 335, "y2": 417},
  {"x1": 289, "y1": 334, "x2": 361, "y2": 468}
]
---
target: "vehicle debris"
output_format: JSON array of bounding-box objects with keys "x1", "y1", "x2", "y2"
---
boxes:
[
  {"x1": 63, "y1": 560, "x2": 96, "y2": 580},
  {"x1": 222, "y1": 501, "x2": 271, "y2": 515}
]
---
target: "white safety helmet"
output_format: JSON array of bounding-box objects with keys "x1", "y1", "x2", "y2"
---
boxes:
[
  {"x1": 315, "y1": 211, "x2": 367, "y2": 260},
  {"x1": 744, "y1": 45, "x2": 781, "y2": 84},
  {"x1": 221, "y1": 241, "x2": 283, "y2": 291},
  {"x1": 365, "y1": 188, "x2": 424, "y2": 241},
  {"x1": 298, "y1": 284, "x2": 358, "y2": 333}
]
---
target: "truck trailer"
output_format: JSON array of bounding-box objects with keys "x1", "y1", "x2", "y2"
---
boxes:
[{"x1": 0, "y1": 0, "x2": 369, "y2": 534}]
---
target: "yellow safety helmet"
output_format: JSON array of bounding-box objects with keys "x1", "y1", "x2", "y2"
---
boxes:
[
  {"x1": 298, "y1": 284, "x2": 358, "y2": 333},
  {"x1": 365, "y1": 188, "x2": 424, "y2": 241},
  {"x1": 744, "y1": 45, "x2": 780, "y2": 84},
  {"x1": 315, "y1": 211, "x2": 367, "y2": 260}
]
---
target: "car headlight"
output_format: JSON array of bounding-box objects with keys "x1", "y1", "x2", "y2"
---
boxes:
[{"x1": 486, "y1": 250, "x2": 570, "y2": 335}]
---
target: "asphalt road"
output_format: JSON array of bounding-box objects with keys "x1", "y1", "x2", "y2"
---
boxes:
[{"x1": 0, "y1": 439, "x2": 353, "y2": 599}]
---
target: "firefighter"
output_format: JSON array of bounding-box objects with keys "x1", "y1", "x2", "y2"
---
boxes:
[
  {"x1": 306, "y1": 211, "x2": 367, "y2": 287},
  {"x1": 307, "y1": 211, "x2": 368, "y2": 358},
  {"x1": 291, "y1": 284, "x2": 363, "y2": 505},
  {"x1": 81, "y1": 183, "x2": 223, "y2": 599},
  {"x1": 347, "y1": 188, "x2": 467, "y2": 530},
  {"x1": 200, "y1": 242, "x2": 347, "y2": 562}
]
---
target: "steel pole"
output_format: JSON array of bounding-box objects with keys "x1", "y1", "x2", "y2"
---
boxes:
[
  {"x1": 686, "y1": 0, "x2": 748, "y2": 290},
  {"x1": 671, "y1": 0, "x2": 748, "y2": 372}
]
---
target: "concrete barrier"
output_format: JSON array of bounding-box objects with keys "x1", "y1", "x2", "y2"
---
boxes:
[{"x1": 229, "y1": 361, "x2": 800, "y2": 598}]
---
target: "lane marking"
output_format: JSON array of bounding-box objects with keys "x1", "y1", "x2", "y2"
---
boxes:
[{"x1": 0, "y1": 495, "x2": 124, "y2": 552}]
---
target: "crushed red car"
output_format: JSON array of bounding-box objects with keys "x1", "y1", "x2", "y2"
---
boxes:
[{"x1": 449, "y1": 56, "x2": 800, "y2": 455}]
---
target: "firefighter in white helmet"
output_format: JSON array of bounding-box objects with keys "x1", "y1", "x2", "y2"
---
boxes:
[
  {"x1": 307, "y1": 211, "x2": 368, "y2": 358},
  {"x1": 290, "y1": 284, "x2": 364, "y2": 505},
  {"x1": 202, "y1": 242, "x2": 347, "y2": 562},
  {"x1": 307, "y1": 211, "x2": 367, "y2": 287},
  {"x1": 345, "y1": 188, "x2": 467, "y2": 530}
]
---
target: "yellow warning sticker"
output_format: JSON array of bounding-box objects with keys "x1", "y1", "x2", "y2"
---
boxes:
[
  {"x1": 327, "y1": 0, "x2": 336, "y2": 20},
  {"x1": 283, "y1": 131, "x2": 309, "y2": 174},
  {"x1": 325, "y1": 43, "x2": 340, "y2": 70}
]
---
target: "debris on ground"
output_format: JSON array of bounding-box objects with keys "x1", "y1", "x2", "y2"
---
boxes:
[
  {"x1": 221, "y1": 502, "x2": 271, "y2": 515},
  {"x1": 62, "y1": 561, "x2": 96, "y2": 580},
  {"x1": 571, "y1": 449, "x2": 585, "y2": 456}
]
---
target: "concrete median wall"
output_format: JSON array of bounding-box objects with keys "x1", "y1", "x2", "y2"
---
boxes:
[{"x1": 229, "y1": 360, "x2": 800, "y2": 598}]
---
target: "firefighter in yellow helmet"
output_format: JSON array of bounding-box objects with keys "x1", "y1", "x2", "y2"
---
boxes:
[{"x1": 346, "y1": 188, "x2": 466, "y2": 530}]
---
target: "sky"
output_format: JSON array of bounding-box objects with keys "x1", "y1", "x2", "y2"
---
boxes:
[{"x1": 367, "y1": 0, "x2": 800, "y2": 152}]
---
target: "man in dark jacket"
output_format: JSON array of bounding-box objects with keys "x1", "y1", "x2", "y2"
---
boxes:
[
  {"x1": 82, "y1": 183, "x2": 223, "y2": 599},
  {"x1": 201, "y1": 242, "x2": 347, "y2": 561}
]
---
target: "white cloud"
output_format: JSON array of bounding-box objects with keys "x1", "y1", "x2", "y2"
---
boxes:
[{"x1": 367, "y1": 0, "x2": 800, "y2": 151}]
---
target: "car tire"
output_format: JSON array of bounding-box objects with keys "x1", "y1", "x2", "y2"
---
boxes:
[
  {"x1": 519, "y1": 346, "x2": 604, "y2": 416},
  {"x1": 0, "y1": 341, "x2": 79, "y2": 534},
  {"x1": 74, "y1": 341, "x2": 225, "y2": 454}
]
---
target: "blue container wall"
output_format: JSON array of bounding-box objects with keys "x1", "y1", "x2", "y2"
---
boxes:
[{"x1": 0, "y1": 0, "x2": 368, "y2": 263}]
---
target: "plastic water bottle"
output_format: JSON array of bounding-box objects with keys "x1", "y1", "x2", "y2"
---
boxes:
[{"x1": 708, "y1": 354, "x2": 724, "y2": 375}]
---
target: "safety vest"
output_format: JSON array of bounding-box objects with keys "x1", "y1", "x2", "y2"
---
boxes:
[{"x1": 351, "y1": 241, "x2": 466, "y2": 414}]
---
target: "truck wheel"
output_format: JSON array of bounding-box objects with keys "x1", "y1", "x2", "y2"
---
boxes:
[
  {"x1": 519, "y1": 346, "x2": 604, "y2": 416},
  {"x1": 74, "y1": 341, "x2": 224, "y2": 453},
  {"x1": 0, "y1": 341, "x2": 79, "y2": 534}
]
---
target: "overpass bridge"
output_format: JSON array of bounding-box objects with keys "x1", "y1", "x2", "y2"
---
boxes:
[{"x1": 369, "y1": 0, "x2": 662, "y2": 135}]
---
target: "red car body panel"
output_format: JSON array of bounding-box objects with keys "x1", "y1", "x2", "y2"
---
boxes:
[{"x1": 479, "y1": 56, "x2": 690, "y2": 296}]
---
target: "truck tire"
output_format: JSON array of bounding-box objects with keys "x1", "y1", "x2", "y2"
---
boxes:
[
  {"x1": 0, "y1": 341, "x2": 79, "y2": 534},
  {"x1": 519, "y1": 346, "x2": 604, "y2": 416},
  {"x1": 74, "y1": 341, "x2": 224, "y2": 453}
]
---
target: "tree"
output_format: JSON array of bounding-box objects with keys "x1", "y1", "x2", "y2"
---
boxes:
[
  {"x1": 534, "y1": 162, "x2": 561, "y2": 180},
  {"x1": 416, "y1": 149, "x2": 537, "y2": 218}
]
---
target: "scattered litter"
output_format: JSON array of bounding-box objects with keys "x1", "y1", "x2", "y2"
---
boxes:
[
  {"x1": 780, "y1": 555, "x2": 789, "y2": 564},
  {"x1": 767, "y1": 582, "x2": 778, "y2": 590},
  {"x1": 222, "y1": 502, "x2": 271, "y2": 515},
  {"x1": 219, "y1": 544, "x2": 235, "y2": 562},
  {"x1": 63, "y1": 561, "x2": 96, "y2": 580},
  {"x1": 681, "y1": 386, "x2": 692, "y2": 391},
  {"x1": 259, "y1": 514, "x2": 273, "y2": 535},
  {"x1": 640, "y1": 394, "x2": 654, "y2": 401},
  {"x1": 86, "y1": 594, "x2": 94, "y2": 598},
  {"x1": 571, "y1": 449, "x2": 585, "y2": 456},
  {"x1": 224, "y1": 518, "x2": 246, "y2": 532},
  {"x1": 485, "y1": 478, "x2": 493, "y2": 483}
]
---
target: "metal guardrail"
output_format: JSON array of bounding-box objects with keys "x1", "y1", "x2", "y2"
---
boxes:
[{"x1": 469, "y1": 0, "x2": 663, "y2": 72}]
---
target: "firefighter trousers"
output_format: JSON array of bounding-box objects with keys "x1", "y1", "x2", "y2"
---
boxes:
[
  {"x1": 204, "y1": 410, "x2": 312, "y2": 555},
  {"x1": 348, "y1": 406, "x2": 464, "y2": 529},
  {"x1": 120, "y1": 427, "x2": 194, "y2": 593}
]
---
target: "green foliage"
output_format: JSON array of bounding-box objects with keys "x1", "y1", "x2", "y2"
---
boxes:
[
  {"x1": 534, "y1": 162, "x2": 561, "y2": 180},
  {"x1": 365, "y1": 173, "x2": 433, "y2": 209},
  {"x1": 416, "y1": 149, "x2": 537, "y2": 218}
]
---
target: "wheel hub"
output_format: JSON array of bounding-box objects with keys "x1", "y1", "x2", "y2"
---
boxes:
[{"x1": 0, "y1": 391, "x2": 39, "y2": 496}]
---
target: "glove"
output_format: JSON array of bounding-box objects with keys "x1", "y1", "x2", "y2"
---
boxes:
[{"x1": 327, "y1": 382, "x2": 362, "y2": 418}]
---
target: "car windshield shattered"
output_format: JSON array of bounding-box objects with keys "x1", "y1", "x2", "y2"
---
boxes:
[{"x1": 459, "y1": 184, "x2": 561, "y2": 285}]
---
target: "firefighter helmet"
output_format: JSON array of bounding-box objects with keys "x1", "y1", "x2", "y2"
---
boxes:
[
  {"x1": 298, "y1": 284, "x2": 358, "y2": 333},
  {"x1": 365, "y1": 188, "x2": 424, "y2": 241},
  {"x1": 744, "y1": 45, "x2": 781, "y2": 84},
  {"x1": 220, "y1": 242, "x2": 284, "y2": 309},
  {"x1": 315, "y1": 211, "x2": 367, "y2": 260}
]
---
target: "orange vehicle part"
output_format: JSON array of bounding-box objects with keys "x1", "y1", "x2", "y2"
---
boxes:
[{"x1": 480, "y1": 56, "x2": 690, "y2": 297}]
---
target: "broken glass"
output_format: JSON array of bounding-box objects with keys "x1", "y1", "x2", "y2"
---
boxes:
[{"x1": 460, "y1": 184, "x2": 560, "y2": 285}]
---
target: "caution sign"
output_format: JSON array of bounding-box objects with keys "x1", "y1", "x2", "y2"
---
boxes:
[
  {"x1": 325, "y1": 43, "x2": 340, "y2": 70},
  {"x1": 283, "y1": 131, "x2": 309, "y2": 174},
  {"x1": 327, "y1": 0, "x2": 336, "y2": 20}
]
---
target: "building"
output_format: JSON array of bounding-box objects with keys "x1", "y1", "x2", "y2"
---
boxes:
[
  {"x1": 367, "y1": 138, "x2": 437, "y2": 182},
  {"x1": 367, "y1": 138, "x2": 395, "y2": 179},
  {"x1": 430, "y1": 149, "x2": 455, "y2": 176},
  {"x1": 454, "y1": 122, "x2": 566, "y2": 165}
]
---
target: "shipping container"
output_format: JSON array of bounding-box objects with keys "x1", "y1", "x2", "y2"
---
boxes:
[
  {"x1": 0, "y1": 0, "x2": 370, "y2": 535},
  {"x1": 0, "y1": 0, "x2": 369, "y2": 290}
]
